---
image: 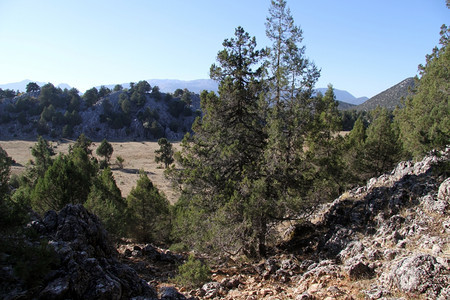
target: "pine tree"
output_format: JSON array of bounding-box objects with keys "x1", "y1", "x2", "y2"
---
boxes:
[
  {"x1": 305, "y1": 85, "x2": 346, "y2": 200},
  {"x1": 363, "y1": 107, "x2": 402, "y2": 178},
  {"x1": 85, "y1": 168, "x2": 126, "y2": 236},
  {"x1": 344, "y1": 116, "x2": 367, "y2": 184},
  {"x1": 31, "y1": 147, "x2": 97, "y2": 214},
  {"x1": 126, "y1": 170, "x2": 170, "y2": 242},
  {"x1": 395, "y1": 25, "x2": 449, "y2": 157},
  {"x1": 171, "y1": 27, "x2": 268, "y2": 256},
  {"x1": 30, "y1": 136, "x2": 55, "y2": 179},
  {"x1": 155, "y1": 138, "x2": 174, "y2": 168},
  {"x1": 96, "y1": 139, "x2": 114, "y2": 166}
]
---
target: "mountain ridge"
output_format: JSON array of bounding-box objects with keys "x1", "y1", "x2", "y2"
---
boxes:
[{"x1": 353, "y1": 77, "x2": 415, "y2": 111}]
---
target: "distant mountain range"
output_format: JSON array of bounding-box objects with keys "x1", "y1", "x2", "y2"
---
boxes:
[
  {"x1": 314, "y1": 88, "x2": 368, "y2": 105},
  {"x1": 0, "y1": 79, "x2": 367, "y2": 106},
  {"x1": 353, "y1": 77, "x2": 415, "y2": 111},
  {"x1": 0, "y1": 79, "x2": 71, "y2": 92}
]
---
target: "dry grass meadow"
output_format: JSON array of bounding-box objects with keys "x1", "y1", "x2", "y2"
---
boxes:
[{"x1": 1, "y1": 139, "x2": 181, "y2": 204}]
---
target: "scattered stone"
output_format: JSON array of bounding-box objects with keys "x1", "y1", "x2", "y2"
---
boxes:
[{"x1": 347, "y1": 261, "x2": 374, "y2": 280}]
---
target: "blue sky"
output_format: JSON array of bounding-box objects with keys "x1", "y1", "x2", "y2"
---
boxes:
[{"x1": 0, "y1": 0, "x2": 448, "y2": 98}]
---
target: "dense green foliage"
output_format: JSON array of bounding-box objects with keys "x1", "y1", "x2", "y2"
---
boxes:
[
  {"x1": 173, "y1": 255, "x2": 211, "y2": 289},
  {"x1": 126, "y1": 170, "x2": 170, "y2": 242},
  {"x1": 395, "y1": 25, "x2": 449, "y2": 157},
  {"x1": 85, "y1": 167, "x2": 127, "y2": 235}
]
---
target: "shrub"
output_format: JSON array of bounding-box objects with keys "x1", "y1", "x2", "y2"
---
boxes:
[{"x1": 173, "y1": 255, "x2": 210, "y2": 289}]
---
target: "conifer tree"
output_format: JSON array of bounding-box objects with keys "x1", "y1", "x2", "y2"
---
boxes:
[
  {"x1": 363, "y1": 107, "x2": 402, "y2": 178},
  {"x1": 0, "y1": 146, "x2": 12, "y2": 202},
  {"x1": 155, "y1": 138, "x2": 174, "y2": 168},
  {"x1": 85, "y1": 167, "x2": 126, "y2": 235},
  {"x1": 30, "y1": 136, "x2": 55, "y2": 180},
  {"x1": 344, "y1": 116, "x2": 367, "y2": 184},
  {"x1": 395, "y1": 25, "x2": 449, "y2": 157},
  {"x1": 126, "y1": 170, "x2": 170, "y2": 242},
  {"x1": 171, "y1": 27, "x2": 268, "y2": 256},
  {"x1": 96, "y1": 139, "x2": 114, "y2": 166},
  {"x1": 306, "y1": 85, "x2": 346, "y2": 199}
]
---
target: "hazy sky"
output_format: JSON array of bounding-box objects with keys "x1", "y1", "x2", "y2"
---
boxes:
[{"x1": 0, "y1": 0, "x2": 448, "y2": 98}]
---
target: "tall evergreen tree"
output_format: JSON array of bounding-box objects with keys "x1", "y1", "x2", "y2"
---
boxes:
[
  {"x1": 344, "y1": 116, "x2": 367, "y2": 185},
  {"x1": 395, "y1": 25, "x2": 449, "y2": 157},
  {"x1": 171, "y1": 27, "x2": 268, "y2": 256},
  {"x1": 263, "y1": 0, "x2": 322, "y2": 226}
]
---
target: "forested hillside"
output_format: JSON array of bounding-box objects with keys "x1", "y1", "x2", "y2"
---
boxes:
[{"x1": 0, "y1": 82, "x2": 200, "y2": 141}]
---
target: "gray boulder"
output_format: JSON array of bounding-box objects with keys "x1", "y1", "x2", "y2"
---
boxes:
[{"x1": 382, "y1": 254, "x2": 448, "y2": 298}]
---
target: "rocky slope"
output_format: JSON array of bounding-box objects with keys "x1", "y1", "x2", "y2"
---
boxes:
[{"x1": 354, "y1": 77, "x2": 415, "y2": 111}]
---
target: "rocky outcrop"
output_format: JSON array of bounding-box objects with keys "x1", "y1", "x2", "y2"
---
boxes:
[{"x1": 2, "y1": 204, "x2": 159, "y2": 299}]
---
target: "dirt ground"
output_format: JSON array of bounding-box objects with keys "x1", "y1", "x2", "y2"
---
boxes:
[{"x1": 0, "y1": 139, "x2": 181, "y2": 204}]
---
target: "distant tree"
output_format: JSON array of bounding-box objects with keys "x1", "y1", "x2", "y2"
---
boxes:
[
  {"x1": 38, "y1": 83, "x2": 59, "y2": 108},
  {"x1": 0, "y1": 88, "x2": 16, "y2": 99},
  {"x1": 155, "y1": 138, "x2": 174, "y2": 168},
  {"x1": 130, "y1": 91, "x2": 146, "y2": 107},
  {"x1": 68, "y1": 92, "x2": 81, "y2": 112},
  {"x1": 126, "y1": 170, "x2": 170, "y2": 242},
  {"x1": 164, "y1": 93, "x2": 173, "y2": 102},
  {"x1": 98, "y1": 85, "x2": 111, "y2": 98},
  {"x1": 36, "y1": 119, "x2": 49, "y2": 135},
  {"x1": 96, "y1": 139, "x2": 114, "y2": 166},
  {"x1": 30, "y1": 136, "x2": 55, "y2": 179},
  {"x1": 71, "y1": 133, "x2": 93, "y2": 155},
  {"x1": 344, "y1": 116, "x2": 367, "y2": 184},
  {"x1": 115, "y1": 156, "x2": 124, "y2": 169},
  {"x1": 26, "y1": 82, "x2": 40, "y2": 93},
  {"x1": 306, "y1": 85, "x2": 346, "y2": 199},
  {"x1": 113, "y1": 84, "x2": 123, "y2": 92},
  {"x1": 62, "y1": 124, "x2": 73, "y2": 138},
  {"x1": 173, "y1": 89, "x2": 184, "y2": 98},
  {"x1": 83, "y1": 87, "x2": 99, "y2": 107},
  {"x1": 181, "y1": 89, "x2": 192, "y2": 106},
  {"x1": 395, "y1": 25, "x2": 449, "y2": 157},
  {"x1": 151, "y1": 86, "x2": 162, "y2": 101},
  {"x1": 120, "y1": 97, "x2": 131, "y2": 114},
  {"x1": 149, "y1": 120, "x2": 164, "y2": 139},
  {"x1": 135, "y1": 80, "x2": 151, "y2": 94}
]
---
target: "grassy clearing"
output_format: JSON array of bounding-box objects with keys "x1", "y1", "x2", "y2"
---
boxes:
[{"x1": 0, "y1": 139, "x2": 181, "y2": 203}]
